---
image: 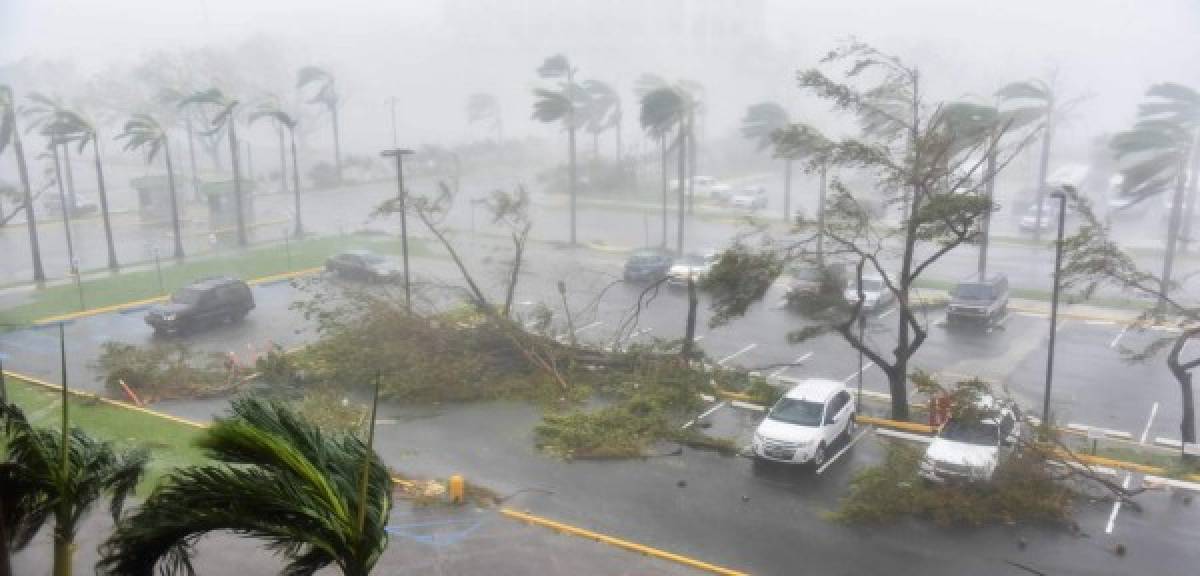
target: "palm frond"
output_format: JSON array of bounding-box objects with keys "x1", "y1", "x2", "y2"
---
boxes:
[
  {"x1": 639, "y1": 87, "x2": 684, "y2": 136},
  {"x1": 996, "y1": 80, "x2": 1050, "y2": 103},
  {"x1": 536, "y1": 54, "x2": 571, "y2": 79},
  {"x1": 531, "y1": 88, "x2": 572, "y2": 124},
  {"x1": 634, "y1": 74, "x2": 668, "y2": 98},
  {"x1": 741, "y1": 101, "x2": 789, "y2": 151}
]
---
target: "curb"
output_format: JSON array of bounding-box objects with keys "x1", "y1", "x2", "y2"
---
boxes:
[
  {"x1": 500, "y1": 508, "x2": 749, "y2": 576},
  {"x1": 4, "y1": 369, "x2": 207, "y2": 430}
]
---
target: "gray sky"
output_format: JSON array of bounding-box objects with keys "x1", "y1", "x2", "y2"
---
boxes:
[{"x1": 3, "y1": 0, "x2": 1199, "y2": 154}]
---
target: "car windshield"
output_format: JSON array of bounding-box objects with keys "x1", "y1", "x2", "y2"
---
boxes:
[
  {"x1": 171, "y1": 288, "x2": 203, "y2": 305},
  {"x1": 767, "y1": 398, "x2": 825, "y2": 427},
  {"x1": 954, "y1": 283, "x2": 993, "y2": 300},
  {"x1": 939, "y1": 419, "x2": 999, "y2": 446}
]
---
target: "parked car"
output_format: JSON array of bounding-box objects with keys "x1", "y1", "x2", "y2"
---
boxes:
[
  {"x1": 623, "y1": 248, "x2": 675, "y2": 283},
  {"x1": 784, "y1": 263, "x2": 846, "y2": 307},
  {"x1": 145, "y1": 277, "x2": 255, "y2": 336},
  {"x1": 919, "y1": 396, "x2": 1021, "y2": 483},
  {"x1": 843, "y1": 274, "x2": 891, "y2": 312},
  {"x1": 667, "y1": 251, "x2": 718, "y2": 288},
  {"x1": 947, "y1": 274, "x2": 1009, "y2": 327},
  {"x1": 325, "y1": 250, "x2": 404, "y2": 282},
  {"x1": 752, "y1": 378, "x2": 856, "y2": 468},
  {"x1": 1019, "y1": 199, "x2": 1064, "y2": 231},
  {"x1": 730, "y1": 186, "x2": 768, "y2": 210}
]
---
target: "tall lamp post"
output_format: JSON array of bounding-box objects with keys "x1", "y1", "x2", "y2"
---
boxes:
[
  {"x1": 382, "y1": 148, "x2": 414, "y2": 313},
  {"x1": 1042, "y1": 185, "x2": 1070, "y2": 434}
]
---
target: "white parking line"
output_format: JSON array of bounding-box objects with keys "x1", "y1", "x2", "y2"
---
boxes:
[
  {"x1": 1106, "y1": 401, "x2": 1158, "y2": 535},
  {"x1": 817, "y1": 425, "x2": 873, "y2": 475},
  {"x1": 842, "y1": 361, "x2": 876, "y2": 383},
  {"x1": 694, "y1": 334, "x2": 706, "y2": 343},
  {"x1": 717, "y1": 343, "x2": 758, "y2": 366},
  {"x1": 681, "y1": 401, "x2": 727, "y2": 430},
  {"x1": 573, "y1": 321, "x2": 603, "y2": 335},
  {"x1": 1109, "y1": 325, "x2": 1129, "y2": 349},
  {"x1": 877, "y1": 308, "x2": 896, "y2": 319},
  {"x1": 770, "y1": 352, "x2": 813, "y2": 378}
]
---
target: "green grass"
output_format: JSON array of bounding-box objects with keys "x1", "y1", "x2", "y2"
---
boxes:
[
  {"x1": 0, "y1": 233, "x2": 430, "y2": 324},
  {"x1": 4, "y1": 377, "x2": 209, "y2": 490}
]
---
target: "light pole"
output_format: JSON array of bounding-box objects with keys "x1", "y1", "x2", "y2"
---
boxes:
[
  {"x1": 382, "y1": 148, "x2": 414, "y2": 313},
  {"x1": 1042, "y1": 186, "x2": 1069, "y2": 433}
]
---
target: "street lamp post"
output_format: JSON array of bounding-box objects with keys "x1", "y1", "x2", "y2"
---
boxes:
[
  {"x1": 382, "y1": 148, "x2": 414, "y2": 313},
  {"x1": 1042, "y1": 186, "x2": 1069, "y2": 433}
]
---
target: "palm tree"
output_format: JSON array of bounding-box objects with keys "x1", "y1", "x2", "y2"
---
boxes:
[
  {"x1": 741, "y1": 102, "x2": 793, "y2": 222},
  {"x1": 97, "y1": 396, "x2": 392, "y2": 576},
  {"x1": 635, "y1": 75, "x2": 670, "y2": 247},
  {"x1": 1, "y1": 381, "x2": 148, "y2": 576},
  {"x1": 532, "y1": 54, "x2": 583, "y2": 245},
  {"x1": 0, "y1": 85, "x2": 45, "y2": 283},
  {"x1": 466, "y1": 92, "x2": 503, "y2": 142},
  {"x1": 156, "y1": 87, "x2": 202, "y2": 201},
  {"x1": 639, "y1": 86, "x2": 688, "y2": 254},
  {"x1": 179, "y1": 88, "x2": 247, "y2": 246},
  {"x1": 116, "y1": 114, "x2": 185, "y2": 259},
  {"x1": 249, "y1": 101, "x2": 304, "y2": 237},
  {"x1": 582, "y1": 80, "x2": 621, "y2": 162},
  {"x1": 1111, "y1": 83, "x2": 1200, "y2": 312},
  {"x1": 23, "y1": 95, "x2": 87, "y2": 273},
  {"x1": 297, "y1": 66, "x2": 341, "y2": 184}
]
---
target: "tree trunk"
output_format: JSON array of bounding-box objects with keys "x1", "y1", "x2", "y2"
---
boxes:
[
  {"x1": 660, "y1": 135, "x2": 667, "y2": 247},
  {"x1": 0, "y1": 494, "x2": 12, "y2": 576},
  {"x1": 227, "y1": 118, "x2": 248, "y2": 247},
  {"x1": 783, "y1": 158, "x2": 792, "y2": 223},
  {"x1": 164, "y1": 139, "x2": 184, "y2": 259},
  {"x1": 1033, "y1": 97, "x2": 1055, "y2": 243},
  {"x1": 687, "y1": 109, "x2": 696, "y2": 214},
  {"x1": 1159, "y1": 159, "x2": 1187, "y2": 314},
  {"x1": 331, "y1": 105, "x2": 342, "y2": 184},
  {"x1": 277, "y1": 121, "x2": 288, "y2": 194},
  {"x1": 1179, "y1": 133, "x2": 1200, "y2": 254},
  {"x1": 62, "y1": 145, "x2": 77, "y2": 210},
  {"x1": 892, "y1": 74, "x2": 924, "y2": 422},
  {"x1": 615, "y1": 121, "x2": 622, "y2": 165},
  {"x1": 979, "y1": 147, "x2": 996, "y2": 279},
  {"x1": 676, "y1": 121, "x2": 686, "y2": 254},
  {"x1": 1167, "y1": 329, "x2": 1199, "y2": 445},
  {"x1": 11, "y1": 117, "x2": 45, "y2": 283},
  {"x1": 51, "y1": 145, "x2": 76, "y2": 273},
  {"x1": 682, "y1": 273, "x2": 698, "y2": 360},
  {"x1": 92, "y1": 140, "x2": 119, "y2": 270},
  {"x1": 185, "y1": 117, "x2": 201, "y2": 201},
  {"x1": 817, "y1": 163, "x2": 827, "y2": 265},
  {"x1": 290, "y1": 129, "x2": 303, "y2": 237},
  {"x1": 567, "y1": 122, "x2": 578, "y2": 246},
  {"x1": 52, "y1": 536, "x2": 72, "y2": 576}
]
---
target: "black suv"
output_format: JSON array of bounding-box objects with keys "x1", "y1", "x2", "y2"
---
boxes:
[
  {"x1": 146, "y1": 277, "x2": 255, "y2": 336},
  {"x1": 623, "y1": 248, "x2": 674, "y2": 283},
  {"x1": 947, "y1": 274, "x2": 1009, "y2": 327}
]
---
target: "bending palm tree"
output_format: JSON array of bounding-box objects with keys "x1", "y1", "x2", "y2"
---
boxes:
[
  {"x1": 116, "y1": 114, "x2": 185, "y2": 259},
  {"x1": 58, "y1": 109, "x2": 119, "y2": 270},
  {"x1": 98, "y1": 397, "x2": 392, "y2": 576},
  {"x1": 0, "y1": 85, "x2": 45, "y2": 283},
  {"x1": 639, "y1": 86, "x2": 687, "y2": 254},
  {"x1": 636, "y1": 75, "x2": 670, "y2": 246},
  {"x1": 582, "y1": 80, "x2": 620, "y2": 162},
  {"x1": 741, "y1": 102, "x2": 793, "y2": 222},
  {"x1": 249, "y1": 101, "x2": 304, "y2": 237},
  {"x1": 772, "y1": 124, "x2": 835, "y2": 263},
  {"x1": 466, "y1": 92, "x2": 503, "y2": 142},
  {"x1": 180, "y1": 88, "x2": 247, "y2": 246},
  {"x1": 532, "y1": 54, "x2": 583, "y2": 245},
  {"x1": 297, "y1": 66, "x2": 341, "y2": 184},
  {"x1": 1111, "y1": 83, "x2": 1200, "y2": 312}
]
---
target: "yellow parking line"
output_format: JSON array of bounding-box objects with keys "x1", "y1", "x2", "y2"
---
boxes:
[
  {"x1": 499, "y1": 508, "x2": 749, "y2": 576},
  {"x1": 3, "y1": 369, "x2": 207, "y2": 429},
  {"x1": 245, "y1": 266, "x2": 323, "y2": 286},
  {"x1": 856, "y1": 414, "x2": 936, "y2": 435}
]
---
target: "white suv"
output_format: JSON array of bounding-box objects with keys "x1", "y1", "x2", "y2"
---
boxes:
[
  {"x1": 919, "y1": 397, "x2": 1021, "y2": 483},
  {"x1": 752, "y1": 379, "x2": 856, "y2": 468}
]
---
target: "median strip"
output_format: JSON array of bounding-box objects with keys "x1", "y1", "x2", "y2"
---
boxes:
[{"x1": 499, "y1": 508, "x2": 749, "y2": 576}]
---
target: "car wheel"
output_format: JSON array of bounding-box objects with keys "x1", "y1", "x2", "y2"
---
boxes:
[{"x1": 812, "y1": 443, "x2": 827, "y2": 468}]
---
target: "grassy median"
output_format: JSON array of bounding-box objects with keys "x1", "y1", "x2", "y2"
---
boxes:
[{"x1": 0, "y1": 233, "x2": 428, "y2": 325}]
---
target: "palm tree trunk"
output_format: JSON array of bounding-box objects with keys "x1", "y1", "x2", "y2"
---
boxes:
[
  {"x1": 0, "y1": 506, "x2": 12, "y2": 576},
  {"x1": 92, "y1": 141, "x2": 119, "y2": 270},
  {"x1": 783, "y1": 158, "x2": 792, "y2": 223},
  {"x1": 567, "y1": 122, "x2": 578, "y2": 245},
  {"x1": 675, "y1": 122, "x2": 686, "y2": 254},
  {"x1": 164, "y1": 139, "x2": 184, "y2": 259},
  {"x1": 277, "y1": 121, "x2": 288, "y2": 194},
  {"x1": 51, "y1": 145, "x2": 77, "y2": 273},
  {"x1": 55, "y1": 321, "x2": 71, "y2": 576},
  {"x1": 1179, "y1": 133, "x2": 1200, "y2": 254},
  {"x1": 185, "y1": 117, "x2": 201, "y2": 201},
  {"x1": 682, "y1": 274, "x2": 698, "y2": 360},
  {"x1": 1033, "y1": 98, "x2": 1055, "y2": 243},
  {"x1": 62, "y1": 145, "x2": 77, "y2": 210},
  {"x1": 687, "y1": 110, "x2": 696, "y2": 215},
  {"x1": 1159, "y1": 159, "x2": 1187, "y2": 314},
  {"x1": 228, "y1": 119, "x2": 248, "y2": 247},
  {"x1": 52, "y1": 536, "x2": 73, "y2": 576},
  {"x1": 290, "y1": 129, "x2": 303, "y2": 237},
  {"x1": 979, "y1": 147, "x2": 996, "y2": 279},
  {"x1": 331, "y1": 105, "x2": 342, "y2": 184},
  {"x1": 660, "y1": 135, "x2": 667, "y2": 247},
  {"x1": 817, "y1": 163, "x2": 827, "y2": 265},
  {"x1": 11, "y1": 120, "x2": 45, "y2": 283},
  {"x1": 615, "y1": 121, "x2": 622, "y2": 165}
]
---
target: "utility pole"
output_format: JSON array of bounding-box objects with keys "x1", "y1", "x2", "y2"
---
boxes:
[{"x1": 382, "y1": 148, "x2": 414, "y2": 313}]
